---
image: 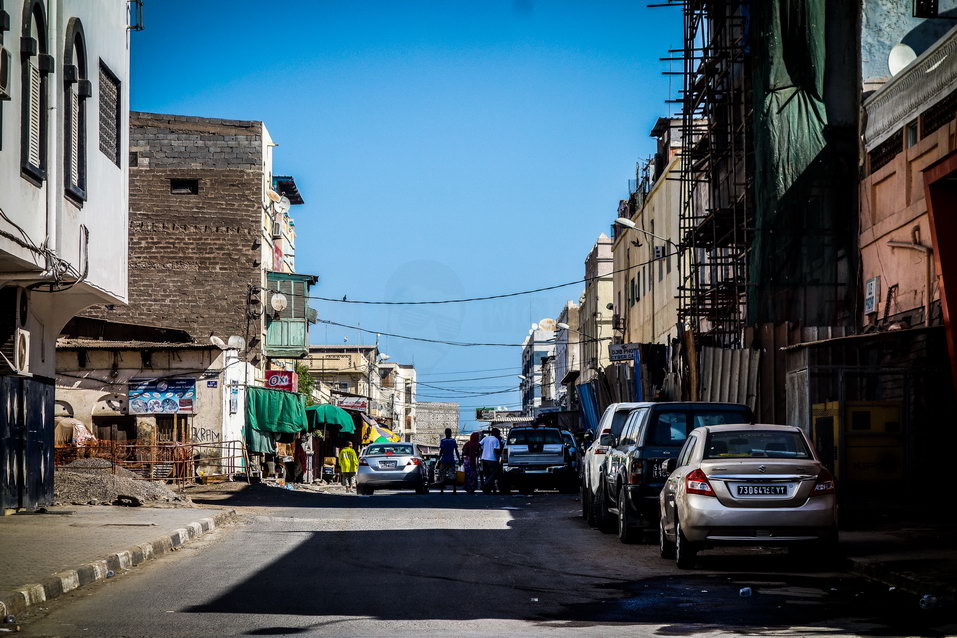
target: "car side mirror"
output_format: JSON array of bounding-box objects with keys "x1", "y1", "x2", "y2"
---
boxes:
[{"x1": 662, "y1": 458, "x2": 677, "y2": 475}]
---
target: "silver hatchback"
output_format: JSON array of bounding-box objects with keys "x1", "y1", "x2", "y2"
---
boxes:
[
  {"x1": 356, "y1": 442, "x2": 429, "y2": 495},
  {"x1": 659, "y1": 424, "x2": 838, "y2": 568}
]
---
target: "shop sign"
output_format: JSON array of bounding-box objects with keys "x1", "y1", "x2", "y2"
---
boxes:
[
  {"x1": 265, "y1": 370, "x2": 298, "y2": 393},
  {"x1": 229, "y1": 381, "x2": 239, "y2": 415},
  {"x1": 273, "y1": 242, "x2": 284, "y2": 272},
  {"x1": 476, "y1": 407, "x2": 496, "y2": 420},
  {"x1": 609, "y1": 343, "x2": 641, "y2": 362},
  {"x1": 128, "y1": 378, "x2": 196, "y2": 414},
  {"x1": 338, "y1": 396, "x2": 368, "y2": 412}
]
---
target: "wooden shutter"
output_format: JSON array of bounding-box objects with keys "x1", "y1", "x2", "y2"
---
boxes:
[
  {"x1": 28, "y1": 62, "x2": 41, "y2": 167},
  {"x1": 70, "y1": 88, "x2": 79, "y2": 186}
]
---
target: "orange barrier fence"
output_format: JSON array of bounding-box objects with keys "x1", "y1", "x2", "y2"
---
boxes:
[{"x1": 55, "y1": 439, "x2": 250, "y2": 488}]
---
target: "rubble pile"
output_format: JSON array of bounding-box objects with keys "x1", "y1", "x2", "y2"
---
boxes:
[{"x1": 54, "y1": 458, "x2": 192, "y2": 507}]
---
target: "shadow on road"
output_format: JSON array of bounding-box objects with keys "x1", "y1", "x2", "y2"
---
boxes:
[{"x1": 181, "y1": 503, "x2": 951, "y2": 636}]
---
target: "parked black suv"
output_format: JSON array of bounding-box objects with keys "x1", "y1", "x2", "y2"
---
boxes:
[
  {"x1": 595, "y1": 402, "x2": 754, "y2": 542},
  {"x1": 502, "y1": 425, "x2": 577, "y2": 493}
]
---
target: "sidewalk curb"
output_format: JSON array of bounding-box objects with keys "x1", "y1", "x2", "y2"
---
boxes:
[
  {"x1": 848, "y1": 556, "x2": 957, "y2": 599},
  {"x1": 0, "y1": 509, "x2": 237, "y2": 620}
]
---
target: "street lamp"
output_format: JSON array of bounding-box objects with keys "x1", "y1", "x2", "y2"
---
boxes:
[
  {"x1": 614, "y1": 217, "x2": 679, "y2": 250},
  {"x1": 556, "y1": 322, "x2": 609, "y2": 342}
]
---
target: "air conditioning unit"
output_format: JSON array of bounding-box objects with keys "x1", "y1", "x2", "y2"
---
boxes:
[
  {"x1": 654, "y1": 245, "x2": 666, "y2": 259},
  {"x1": 0, "y1": 328, "x2": 30, "y2": 375},
  {"x1": 271, "y1": 221, "x2": 282, "y2": 239},
  {"x1": 0, "y1": 45, "x2": 11, "y2": 101}
]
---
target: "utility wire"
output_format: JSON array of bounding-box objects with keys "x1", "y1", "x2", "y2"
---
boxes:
[
  {"x1": 268, "y1": 249, "x2": 676, "y2": 306},
  {"x1": 316, "y1": 319, "x2": 530, "y2": 347}
]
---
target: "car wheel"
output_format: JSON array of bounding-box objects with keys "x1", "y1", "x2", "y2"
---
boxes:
[
  {"x1": 675, "y1": 519, "x2": 697, "y2": 569},
  {"x1": 597, "y1": 480, "x2": 615, "y2": 534},
  {"x1": 581, "y1": 483, "x2": 590, "y2": 520},
  {"x1": 617, "y1": 486, "x2": 638, "y2": 544},
  {"x1": 415, "y1": 480, "x2": 429, "y2": 495},
  {"x1": 659, "y1": 516, "x2": 675, "y2": 559}
]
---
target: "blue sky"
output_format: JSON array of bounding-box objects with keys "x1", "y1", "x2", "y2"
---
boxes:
[{"x1": 132, "y1": 0, "x2": 681, "y2": 432}]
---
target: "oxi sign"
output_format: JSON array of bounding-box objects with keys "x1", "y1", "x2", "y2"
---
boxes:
[{"x1": 265, "y1": 370, "x2": 298, "y2": 393}]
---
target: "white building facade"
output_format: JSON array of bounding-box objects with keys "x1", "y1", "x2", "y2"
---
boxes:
[{"x1": 0, "y1": 0, "x2": 130, "y2": 511}]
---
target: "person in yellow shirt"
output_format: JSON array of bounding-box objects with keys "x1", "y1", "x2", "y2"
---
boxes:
[{"x1": 338, "y1": 441, "x2": 359, "y2": 492}]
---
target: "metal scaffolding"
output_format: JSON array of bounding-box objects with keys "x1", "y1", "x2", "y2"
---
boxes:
[{"x1": 674, "y1": 0, "x2": 752, "y2": 348}]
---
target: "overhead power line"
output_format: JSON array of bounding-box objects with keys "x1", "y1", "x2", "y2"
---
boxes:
[
  {"x1": 315, "y1": 319, "x2": 528, "y2": 347},
  {"x1": 269, "y1": 250, "x2": 677, "y2": 306}
]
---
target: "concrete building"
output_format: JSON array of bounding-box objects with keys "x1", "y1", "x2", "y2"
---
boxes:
[
  {"x1": 554, "y1": 301, "x2": 581, "y2": 410},
  {"x1": 378, "y1": 361, "x2": 416, "y2": 441},
  {"x1": 613, "y1": 119, "x2": 682, "y2": 347},
  {"x1": 0, "y1": 0, "x2": 131, "y2": 511},
  {"x1": 83, "y1": 112, "x2": 317, "y2": 382},
  {"x1": 579, "y1": 235, "x2": 613, "y2": 383},
  {"x1": 303, "y1": 345, "x2": 387, "y2": 418},
  {"x1": 413, "y1": 401, "x2": 459, "y2": 445},
  {"x1": 520, "y1": 319, "x2": 556, "y2": 415}
]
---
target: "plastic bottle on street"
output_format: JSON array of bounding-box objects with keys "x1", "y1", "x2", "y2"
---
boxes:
[{"x1": 739, "y1": 587, "x2": 753, "y2": 598}]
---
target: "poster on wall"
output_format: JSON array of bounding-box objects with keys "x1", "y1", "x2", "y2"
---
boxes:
[{"x1": 128, "y1": 378, "x2": 196, "y2": 414}]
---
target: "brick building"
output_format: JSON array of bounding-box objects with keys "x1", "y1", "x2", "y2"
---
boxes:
[
  {"x1": 84, "y1": 112, "x2": 316, "y2": 378},
  {"x1": 413, "y1": 401, "x2": 459, "y2": 446}
]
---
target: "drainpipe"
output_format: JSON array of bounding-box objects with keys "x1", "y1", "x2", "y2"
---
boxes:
[
  {"x1": 887, "y1": 226, "x2": 935, "y2": 327},
  {"x1": 45, "y1": 0, "x2": 58, "y2": 258}
]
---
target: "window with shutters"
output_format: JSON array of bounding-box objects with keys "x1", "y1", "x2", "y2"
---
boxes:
[
  {"x1": 98, "y1": 61, "x2": 120, "y2": 167},
  {"x1": 63, "y1": 19, "x2": 88, "y2": 204},
  {"x1": 20, "y1": 0, "x2": 49, "y2": 185}
]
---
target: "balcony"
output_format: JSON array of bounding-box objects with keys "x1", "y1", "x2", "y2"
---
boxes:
[{"x1": 263, "y1": 272, "x2": 318, "y2": 359}]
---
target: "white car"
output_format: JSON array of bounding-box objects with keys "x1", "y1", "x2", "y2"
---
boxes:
[{"x1": 581, "y1": 402, "x2": 651, "y2": 530}]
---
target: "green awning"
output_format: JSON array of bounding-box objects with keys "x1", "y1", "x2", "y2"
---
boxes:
[{"x1": 305, "y1": 403, "x2": 356, "y2": 434}]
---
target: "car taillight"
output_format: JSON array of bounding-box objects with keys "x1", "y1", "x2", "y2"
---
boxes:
[
  {"x1": 686, "y1": 468, "x2": 714, "y2": 496},
  {"x1": 406, "y1": 458, "x2": 422, "y2": 466},
  {"x1": 812, "y1": 468, "x2": 836, "y2": 496},
  {"x1": 594, "y1": 446, "x2": 607, "y2": 455},
  {"x1": 627, "y1": 459, "x2": 643, "y2": 485},
  {"x1": 359, "y1": 459, "x2": 369, "y2": 466}
]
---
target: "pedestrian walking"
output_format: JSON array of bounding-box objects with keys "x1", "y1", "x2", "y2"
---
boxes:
[
  {"x1": 338, "y1": 441, "x2": 359, "y2": 492},
  {"x1": 480, "y1": 428, "x2": 502, "y2": 494},
  {"x1": 462, "y1": 431, "x2": 481, "y2": 494},
  {"x1": 438, "y1": 428, "x2": 461, "y2": 493}
]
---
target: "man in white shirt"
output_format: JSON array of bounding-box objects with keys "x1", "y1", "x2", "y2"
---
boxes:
[{"x1": 480, "y1": 428, "x2": 502, "y2": 494}]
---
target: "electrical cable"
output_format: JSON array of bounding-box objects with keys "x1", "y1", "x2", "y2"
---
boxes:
[
  {"x1": 315, "y1": 318, "x2": 529, "y2": 347},
  {"x1": 266, "y1": 249, "x2": 677, "y2": 306}
]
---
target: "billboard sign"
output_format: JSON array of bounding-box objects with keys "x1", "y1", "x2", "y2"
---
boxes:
[
  {"x1": 128, "y1": 378, "x2": 196, "y2": 414},
  {"x1": 609, "y1": 343, "x2": 641, "y2": 362},
  {"x1": 338, "y1": 396, "x2": 369, "y2": 412},
  {"x1": 265, "y1": 370, "x2": 298, "y2": 393}
]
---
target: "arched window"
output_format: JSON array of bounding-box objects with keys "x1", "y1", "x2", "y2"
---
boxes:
[
  {"x1": 63, "y1": 18, "x2": 89, "y2": 203},
  {"x1": 20, "y1": 0, "x2": 52, "y2": 185}
]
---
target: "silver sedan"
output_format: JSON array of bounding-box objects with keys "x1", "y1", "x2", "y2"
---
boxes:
[
  {"x1": 658, "y1": 424, "x2": 838, "y2": 568},
  {"x1": 356, "y1": 442, "x2": 429, "y2": 495}
]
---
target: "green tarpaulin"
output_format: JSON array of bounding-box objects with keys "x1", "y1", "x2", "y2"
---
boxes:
[
  {"x1": 244, "y1": 387, "x2": 308, "y2": 454},
  {"x1": 305, "y1": 404, "x2": 356, "y2": 434}
]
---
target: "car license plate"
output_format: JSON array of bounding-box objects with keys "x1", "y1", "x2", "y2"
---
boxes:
[
  {"x1": 379, "y1": 461, "x2": 397, "y2": 469},
  {"x1": 737, "y1": 484, "x2": 787, "y2": 496}
]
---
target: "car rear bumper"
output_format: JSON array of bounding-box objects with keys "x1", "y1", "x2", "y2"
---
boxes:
[
  {"x1": 357, "y1": 467, "x2": 423, "y2": 487},
  {"x1": 678, "y1": 493, "x2": 837, "y2": 544},
  {"x1": 504, "y1": 465, "x2": 574, "y2": 483}
]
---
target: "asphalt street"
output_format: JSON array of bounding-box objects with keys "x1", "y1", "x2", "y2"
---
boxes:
[{"x1": 16, "y1": 485, "x2": 957, "y2": 637}]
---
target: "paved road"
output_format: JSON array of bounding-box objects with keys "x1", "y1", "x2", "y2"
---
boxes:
[{"x1": 17, "y1": 485, "x2": 956, "y2": 637}]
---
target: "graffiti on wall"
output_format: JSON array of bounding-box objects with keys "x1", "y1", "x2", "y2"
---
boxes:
[{"x1": 191, "y1": 426, "x2": 221, "y2": 443}]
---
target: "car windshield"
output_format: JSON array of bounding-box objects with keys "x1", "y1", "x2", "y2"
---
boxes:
[
  {"x1": 648, "y1": 409, "x2": 751, "y2": 446},
  {"x1": 364, "y1": 444, "x2": 413, "y2": 456},
  {"x1": 703, "y1": 431, "x2": 812, "y2": 459},
  {"x1": 508, "y1": 429, "x2": 562, "y2": 445}
]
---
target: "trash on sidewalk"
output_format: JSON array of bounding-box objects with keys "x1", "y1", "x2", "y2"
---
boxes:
[{"x1": 739, "y1": 587, "x2": 753, "y2": 598}]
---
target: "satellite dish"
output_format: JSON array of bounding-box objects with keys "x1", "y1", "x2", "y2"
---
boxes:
[
  {"x1": 889, "y1": 43, "x2": 917, "y2": 76},
  {"x1": 539, "y1": 318, "x2": 557, "y2": 331},
  {"x1": 227, "y1": 335, "x2": 246, "y2": 350},
  {"x1": 271, "y1": 292, "x2": 288, "y2": 313},
  {"x1": 274, "y1": 196, "x2": 291, "y2": 216},
  {"x1": 267, "y1": 189, "x2": 282, "y2": 203},
  {"x1": 209, "y1": 335, "x2": 227, "y2": 349}
]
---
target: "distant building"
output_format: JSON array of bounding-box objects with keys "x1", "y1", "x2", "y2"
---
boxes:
[
  {"x1": 414, "y1": 401, "x2": 459, "y2": 445},
  {"x1": 554, "y1": 301, "x2": 581, "y2": 410},
  {"x1": 520, "y1": 320, "x2": 556, "y2": 415},
  {"x1": 303, "y1": 345, "x2": 386, "y2": 418},
  {"x1": 580, "y1": 235, "x2": 613, "y2": 383},
  {"x1": 378, "y1": 362, "x2": 416, "y2": 441}
]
